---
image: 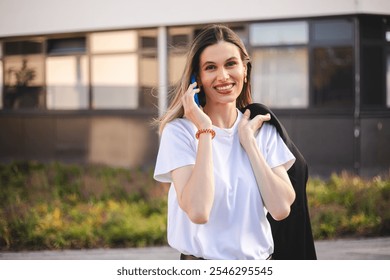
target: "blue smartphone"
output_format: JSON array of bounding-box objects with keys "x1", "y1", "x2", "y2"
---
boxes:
[{"x1": 190, "y1": 73, "x2": 201, "y2": 107}]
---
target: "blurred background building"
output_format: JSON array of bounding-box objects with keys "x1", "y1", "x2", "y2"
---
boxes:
[{"x1": 0, "y1": 0, "x2": 389, "y2": 177}]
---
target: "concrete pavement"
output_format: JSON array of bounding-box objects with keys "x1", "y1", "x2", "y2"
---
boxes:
[
  {"x1": 1, "y1": 237, "x2": 389, "y2": 260},
  {"x1": 314, "y1": 236, "x2": 390, "y2": 260}
]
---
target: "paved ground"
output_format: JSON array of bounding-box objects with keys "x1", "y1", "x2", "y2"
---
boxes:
[{"x1": 1, "y1": 237, "x2": 389, "y2": 260}]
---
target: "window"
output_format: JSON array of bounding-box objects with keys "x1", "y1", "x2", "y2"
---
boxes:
[
  {"x1": 168, "y1": 27, "x2": 193, "y2": 85},
  {"x1": 3, "y1": 39, "x2": 45, "y2": 109},
  {"x1": 250, "y1": 21, "x2": 309, "y2": 108},
  {"x1": 46, "y1": 37, "x2": 89, "y2": 110},
  {"x1": 139, "y1": 29, "x2": 158, "y2": 109},
  {"x1": 230, "y1": 25, "x2": 248, "y2": 47},
  {"x1": 360, "y1": 15, "x2": 384, "y2": 41},
  {"x1": 361, "y1": 45, "x2": 385, "y2": 107},
  {"x1": 0, "y1": 43, "x2": 2, "y2": 108},
  {"x1": 90, "y1": 29, "x2": 158, "y2": 110},
  {"x1": 312, "y1": 20, "x2": 354, "y2": 42},
  {"x1": 46, "y1": 56, "x2": 89, "y2": 109},
  {"x1": 252, "y1": 47, "x2": 308, "y2": 108},
  {"x1": 250, "y1": 21, "x2": 308, "y2": 46},
  {"x1": 47, "y1": 37, "x2": 86, "y2": 55},
  {"x1": 311, "y1": 19, "x2": 355, "y2": 108},
  {"x1": 139, "y1": 53, "x2": 158, "y2": 108},
  {"x1": 360, "y1": 15, "x2": 388, "y2": 109},
  {"x1": 312, "y1": 47, "x2": 354, "y2": 107},
  {"x1": 140, "y1": 34, "x2": 157, "y2": 49},
  {"x1": 386, "y1": 19, "x2": 390, "y2": 108},
  {"x1": 91, "y1": 54, "x2": 139, "y2": 109},
  {"x1": 4, "y1": 40, "x2": 43, "y2": 55},
  {"x1": 170, "y1": 34, "x2": 190, "y2": 48},
  {"x1": 387, "y1": 47, "x2": 390, "y2": 108},
  {"x1": 1, "y1": 29, "x2": 159, "y2": 112},
  {"x1": 387, "y1": 54, "x2": 390, "y2": 107},
  {"x1": 90, "y1": 31, "x2": 139, "y2": 109},
  {"x1": 168, "y1": 53, "x2": 186, "y2": 85},
  {"x1": 90, "y1": 31, "x2": 138, "y2": 53}
]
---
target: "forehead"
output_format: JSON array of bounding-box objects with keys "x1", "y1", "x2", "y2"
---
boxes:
[{"x1": 200, "y1": 41, "x2": 241, "y2": 63}]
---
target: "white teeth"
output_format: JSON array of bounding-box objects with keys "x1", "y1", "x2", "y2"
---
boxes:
[{"x1": 216, "y1": 84, "x2": 233, "y2": 91}]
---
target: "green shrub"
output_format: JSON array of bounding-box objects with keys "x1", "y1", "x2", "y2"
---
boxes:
[
  {"x1": 1, "y1": 161, "x2": 389, "y2": 250},
  {"x1": 0, "y1": 161, "x2": 168, "y2": 250},
  {"x1": 307, "y1": 171, "x2": 390, "y2": 239}
]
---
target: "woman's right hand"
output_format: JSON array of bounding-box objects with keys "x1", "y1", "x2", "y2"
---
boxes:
[
  {"x1": 174, "y1": 81, "x2": 215, "y2": 224},
  {"x1": 182, "y1": 81, "x2": 212, "y2": 129}
]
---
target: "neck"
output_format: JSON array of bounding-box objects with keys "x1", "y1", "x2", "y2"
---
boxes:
[{"x1": 204, "y1": 103, "x2": 238, "y2": 129}]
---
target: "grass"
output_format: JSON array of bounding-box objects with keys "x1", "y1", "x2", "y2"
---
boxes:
[{"x1": 0, "y1": 161, "x2": 389, "y2": 250}]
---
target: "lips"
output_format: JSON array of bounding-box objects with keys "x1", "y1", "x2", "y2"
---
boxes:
[{"x1": 214, "y1": 83, "x2": 234, "y2": 92}]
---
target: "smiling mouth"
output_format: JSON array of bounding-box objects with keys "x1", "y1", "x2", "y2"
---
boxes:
[{"x1": 215, "y1": 84, "x2": 234, "y2": 91}]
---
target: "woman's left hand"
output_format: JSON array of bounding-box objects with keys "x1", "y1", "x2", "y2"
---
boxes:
[
  {"x1": 238, "y1": 109, "x2": 295, "y2": 220},
  {"x1": 238, "y1": 109, "x2": 271, "y2": 149}
]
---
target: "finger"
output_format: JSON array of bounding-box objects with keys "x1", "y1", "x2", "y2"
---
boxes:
[
  {"x1": 243, "y1": 109, "x2": 251, "y2": 118},
  {"x1": 183, "y1": 87, "x2": 200, "y2": 104},
  {"x1": 240, "y1": 109, "x2": 250, "y2": 125},
  {"x1": 251, "y1": 113, "x2": 270, "y2": 129},
  {"x1": 187, "y1": 84, "x2": 200, "y2": 94},
  {"x1": 182, "y1": 88, "x2": 201, "y2": 116},
  {"x1": 253, "y1": 113, "x2": 270, "y2": 121}
]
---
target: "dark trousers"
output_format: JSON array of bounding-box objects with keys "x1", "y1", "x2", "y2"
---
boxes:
[{"x1": 180, "y1": 253, "x2": 273, "y2": 260}]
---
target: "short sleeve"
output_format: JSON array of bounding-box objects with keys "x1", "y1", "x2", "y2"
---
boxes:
[
  {"x1": 258, "y1": 124, "x2": 295, "y2": 171},
  {"x1": 153, "y1": 121, "x2": 197, "y2": 183}
]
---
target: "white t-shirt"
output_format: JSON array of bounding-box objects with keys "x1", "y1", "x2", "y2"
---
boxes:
[{"x1": 154, "y1": 110, "x2": 295, "y2": 260}]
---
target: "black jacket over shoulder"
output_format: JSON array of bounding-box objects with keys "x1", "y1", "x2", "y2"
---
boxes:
[{"x1": 242, "y1": 103, "x2": 317, "y2": 260}]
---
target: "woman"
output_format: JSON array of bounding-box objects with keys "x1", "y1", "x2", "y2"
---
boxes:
[{"x1": 154, "y1": 24, "x2": 296, "y2": 260}]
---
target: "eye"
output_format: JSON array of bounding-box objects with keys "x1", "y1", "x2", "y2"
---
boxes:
[
  {"x1": 204, "y1": 64, "x2": 216, "y2": 71},
  {"x1": 226, "y1": 61, "x2": 238, "y2": 67}
]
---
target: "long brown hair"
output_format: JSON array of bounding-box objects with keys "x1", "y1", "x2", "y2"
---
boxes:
[{"x1": 156, "y1": 24, "x2": 252, "y2": 134}]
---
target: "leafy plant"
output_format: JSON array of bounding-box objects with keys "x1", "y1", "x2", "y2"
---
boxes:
[
  {"x1": 0, "y1": 161, "x2": 389, "y2": 250},
  {"x1": 307, "y1": 171, "x2": 390, "y2": 239},
  {"x1": 0, "y1": 161, "x2": 168, "y2": 250}
]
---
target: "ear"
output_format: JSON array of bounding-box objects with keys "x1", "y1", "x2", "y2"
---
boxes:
[{"x1": 243, "y1": 64, "x2": 248, "y2": 82}]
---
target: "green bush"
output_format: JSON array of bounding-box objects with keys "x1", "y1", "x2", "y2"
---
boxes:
[
  {"x1": 0, "y1": 161, "x2": 168, "y2": 250},
  {"x1": 307, "y1": 171, "x2": 390, "y2": 239},
  {"x1": 0, "y1": 161, "x2": 389, "y2": 250}
]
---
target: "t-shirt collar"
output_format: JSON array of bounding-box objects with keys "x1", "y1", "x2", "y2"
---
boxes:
[{"x1": 212, "y1": 109, "x2": 242, "y2": 137}]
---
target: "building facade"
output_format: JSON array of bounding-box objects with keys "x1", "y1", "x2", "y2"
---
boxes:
[{"x1": 0, "y1": 0, "x2": 390, "y2": 176}]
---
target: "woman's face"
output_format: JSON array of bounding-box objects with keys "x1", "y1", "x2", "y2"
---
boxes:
[{"x1": 198, "y1": 41, "x2": 246, "y2": 107}]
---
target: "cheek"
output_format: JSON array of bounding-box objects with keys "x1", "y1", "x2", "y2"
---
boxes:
[
  {"x1": 235, "y1": 67, "x2": 246, "y2": 79},
  {"x1": 199, "y1": 75, "x2": 213, "y2": 89}
]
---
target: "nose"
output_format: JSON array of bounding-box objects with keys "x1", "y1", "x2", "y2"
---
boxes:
[{"x1": 217, "y1": 68, "x2": 229, "y2": 81}]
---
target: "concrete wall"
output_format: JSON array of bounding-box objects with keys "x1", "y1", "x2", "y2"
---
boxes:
[
  {"x1": 360, "y1": 117, "x2": 390, "y2": 177},
  {"x1": 0, "y1": 112, "x2": 159, "y2": 168},
  {"x1": 2, "y1": 112, "x2": 389, "y2": 177},
  {"x1": 278, "y1": 114, "x2": 355, "y2": 177},
  {"x1": 1, "y1": 0, "x2": 390, "y2": 37}
]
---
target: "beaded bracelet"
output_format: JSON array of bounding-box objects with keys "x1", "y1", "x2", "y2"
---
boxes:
[{"x1": 195, "y1": 128, "x2": 216, "y2": 139}]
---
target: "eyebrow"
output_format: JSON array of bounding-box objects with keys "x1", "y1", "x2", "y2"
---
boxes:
[{"x1": 201, "y1": 56, "x2": 239, "y2": 67}]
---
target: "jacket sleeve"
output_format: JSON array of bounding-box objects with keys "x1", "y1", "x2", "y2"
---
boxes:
[{"x1": 242, "y1": 103, "x2": 317, "y2": 260}]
